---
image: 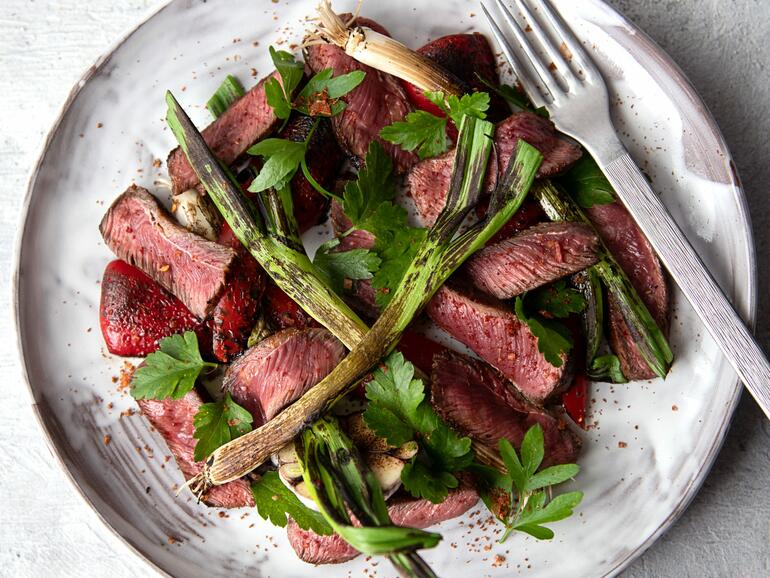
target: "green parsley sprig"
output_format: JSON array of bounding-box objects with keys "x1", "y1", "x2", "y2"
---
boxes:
[
  {"x1": 130, "y1": 331, "x2": 254, "y2": 461},
  {"x1": 363, "y1": 352, "x2": 474, "y2": 503},
  {"x1": 130, "y1": 332, "x2": 217, "y2": 400},
  {"x1": 380, "y1": 90, "x2": 490, "y2": 160},
  {"x1": 251, "y1": 470, "x2": 333, "y2": 535},
  {"x1": 192, "y1": 392, "x2": 253, "y2": 461},
  {"x1": 312, "y1": 238, "x2": 382, "y2": 293},
  {"x1": 477, "y1": 424, "x2": 583, "y2": 542},
  {"x1": 339, "y1": 141, "x2": 427, "y2": 307},
  {"x1": 560, "y1": 155, "x2": 616, "y2": 208},
  {"x1": 514, "y1": 280, "x2": 586, "y2": 367}
]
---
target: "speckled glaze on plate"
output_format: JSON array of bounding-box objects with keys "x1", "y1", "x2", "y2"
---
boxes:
[{"x1": 13, "y1": 0, "x2": 756, "y2": 576}]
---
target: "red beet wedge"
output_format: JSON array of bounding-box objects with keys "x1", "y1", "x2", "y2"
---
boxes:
[{"x1": 99, "y1": 259, "x2": 209, "y2": 357}]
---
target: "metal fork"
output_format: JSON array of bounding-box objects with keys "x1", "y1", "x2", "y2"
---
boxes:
[{"x1": 482, "y1": 0, "x2": 770, "y2": 417}]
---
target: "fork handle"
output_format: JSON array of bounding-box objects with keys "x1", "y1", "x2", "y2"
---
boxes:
[{"x1": 599, "y1": 151, "x2": 770, "y2": 417}]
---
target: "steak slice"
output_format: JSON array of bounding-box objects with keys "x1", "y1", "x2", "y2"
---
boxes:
[
  {"x1": 408, "y1": 112, "x2": 582, "y2": 226},
  {"x1": 100, "y1": 185, "x2": 237, "y2": 319},
  {"x1": 431, "y1": 350, "x2": 581, "y2": 467},
  {"x1": 304, "y1": 17, "x2": 417, "y2": 173},
  {"x1": 426, "y1": 282, "x2": 569, "y2": 403},
  {"x1": 223, "y1": 328, "x2": 345, "y2": 426},
  {"x1": 167, "y1": 71, "x2": 281, "y2": 194},
  {"x1": 416, "y1": 33, "x2": 509, "y2": 121},
  {"x1": 586, "y1": 201, "x2": 669, "y2": 379},
  {"x1": 137, "y1": 390, "x2": 254, "y2": 508},
  {"x1": 287, "y1": 483, "x2": 479, "y2": 564},
  {"x1": 466, "y1": 222, "x2": 600, "y2": 299}
]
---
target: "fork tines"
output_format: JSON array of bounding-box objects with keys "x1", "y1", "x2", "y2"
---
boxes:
[{"x1": 481, "y1": 0, "x2": 598, "y2": 106}]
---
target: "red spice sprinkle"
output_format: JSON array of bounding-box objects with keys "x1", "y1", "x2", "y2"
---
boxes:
[
  {"x1": 618, "y1": 441, "x2": 627, "y2": 448},
  {"x1": 672, "y1": 404, "x2": 679, "y2": 411},
  {"x1": 103, "y1": 435, "x2": 111, "y2": 445}
]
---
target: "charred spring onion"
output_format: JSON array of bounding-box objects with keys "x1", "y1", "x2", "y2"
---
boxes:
[
  {"x1": 166, "y1": 92, "x2": 368, "y2": 351},
  {"x1": 166, "y1": 96, "x2": 542, "y2": 490},
  {"x1": 533, "y1": 181, "x2": 673, "y2": 378},
  {"x1": 300, "y1": 417, "x2": 440, "y2": 578},
  {"x1": 311, "y1": 0, "x2": 464, "y2": 96}
]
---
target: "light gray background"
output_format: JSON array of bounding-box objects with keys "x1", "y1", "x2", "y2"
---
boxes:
[{"x1": 1, "y1": 1, "x2": 767, "y2": 576}]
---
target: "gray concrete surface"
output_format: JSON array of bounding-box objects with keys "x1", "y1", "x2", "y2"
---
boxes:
[{"x1": 0, "y1": 1, "x2": 767, "y2": 576}]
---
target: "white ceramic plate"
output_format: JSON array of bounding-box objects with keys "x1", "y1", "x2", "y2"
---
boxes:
[{"x1": 13, "y1": 0, "x2": 756, "y2": 576}]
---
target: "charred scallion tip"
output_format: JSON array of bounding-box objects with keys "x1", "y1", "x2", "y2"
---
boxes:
[
  {"x1": 310, "y1": 0, "x2": 464, "y2": 97},
  {"x1": 165, "y1": 91, "x2": 369, "y2": 351},
  {"x1": 189, "y1": 117, "x2": 541, "y2": 492},
  {"x1": 299, "y1": 417, "x2": 440, "y2": 578},
  {"x1": 532, "y1": 181, "x2": 673, "y2": 378}
]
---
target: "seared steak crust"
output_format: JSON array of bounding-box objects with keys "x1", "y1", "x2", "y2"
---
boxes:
[
  {"x1": 99, "y1": 185, "x2": 236, "y2": 319},
  {"x1": 466, "y1": 222, "x2": 600, "y2": 299}
]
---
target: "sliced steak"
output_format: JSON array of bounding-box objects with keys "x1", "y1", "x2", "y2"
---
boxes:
[
  {"x1": 167, "y1": 71, "x2": 281, "y2": 194},
  {"x1": 137, "y1": 390, "x2": 254, "y2": 508},
  {"x1": 416, "y1": 33, "x2": 509, "y2": 121},
  {"x1": 304, "y1": 17, "x2": 417, "y2": 173},
  {"x1": 426, "y1": 282, "x2": 569, "y2": 403},
  {"x1": 223, "y1": 328, "x2": 345, "y2": 425},
  {"x1": 100, "y1": 185, "x2": 237, "y2": 319},
  {"x1": 466, "y1": 222, "x2": 599, "y2": 299},
  {"x1": 408, "y1": 112, "x2": 582, "y2": 226},
  {"x1": 586, "y1": 201, "x2": 669, "y2": 379},
  {"x1": 287, "y1": 483, "x2": 478, "y2": 564},
  {"x1": 431, "y1": 350, "x2": 581, "y2": 467},
  {"x1": 99, "y1": 259, "x2": 210, "y2": 358}
]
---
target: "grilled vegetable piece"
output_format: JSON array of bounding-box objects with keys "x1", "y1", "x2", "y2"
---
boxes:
[
  {"x1": 99, "y1": 185, "x2": 237, "y2": 319},
  {"x1": 465, "y1": 221, "x2": 600, "y2": 299},
  {"x1": 167, "y1": 71, "x2": 281, "y2": 194},
  {"x1": 431, "y1": 349, "x2": 581, "y2": 467},
  {"x1": 262, "y1": 283, "x2": 321, "y2": 331},
  {"x1": 287, "y1": 482, "x2": 478, "y2": 565},
  {"x1": 99, "y1": 259, "x2": 210, "y2": 358},
  {"x1": 426, "y1": 282, "x2": 570, "y2": 403},
  {"x1": 585, "y1": 201, "x2": 669, "y2": 380}
]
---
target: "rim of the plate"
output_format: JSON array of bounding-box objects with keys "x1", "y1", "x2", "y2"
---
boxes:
[{"x1": 11, "y1": 1, "x2": 757, "y2": 577}]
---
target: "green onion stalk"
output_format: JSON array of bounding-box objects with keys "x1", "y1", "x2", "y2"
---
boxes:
[
  {"x1": 166, "y1": 92, "x2": 368, "y2": 351},
  {"x1": 532, "y1": 181, "x2": 673, "y2": 378},
  {"x1": 301, "y1": 417, "x2": 441, "y2": 578},
  {"x1": 166, "y1": 94, "x2": 542, "y2": 490}
]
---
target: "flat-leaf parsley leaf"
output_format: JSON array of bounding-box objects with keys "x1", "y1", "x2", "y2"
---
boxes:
[
  {"x1": 192, "y1": 393, "x2": 253, "y2": 461},
  {"x1": 251, "y1": 470, "x2": 333, "y2": 535},
  {"x1": 130, "y1": 331, "x2": 216, "y2": 400}
]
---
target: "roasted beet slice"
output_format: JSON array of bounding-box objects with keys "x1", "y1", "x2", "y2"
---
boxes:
[
  {"x1": 287, "y1": 482, "x2": 478, "y2": 564},
  {"x1": 167, "y1": 72, "x2": 281, "y2": 194},
  {"x1": 585, "y1": 201, "x2": 669, "y2": 380},
  {"x1": 100, "y1": 185, "x2": 237, "y2": 319},
  {"x1": 426, "y1": 282, "x2": 570, "y2": 403},
  {"x1": 137, "y1": 391, "x2": 254, "y2": 508},
  {"x1": 223, "y1": 328, "x2": 345, "y2": 425},
  {"x1": 407, "y1": 113, "x2": 582, "y2": 226},
  {"x1": 303, "y1": 17, "x2": 417, "y2": 173},
  {"x1": 465, "y1": 222, "x2": 600, "y2": 299},
  {"x1": 99, "y1": 260, "x2": 210, "y2": 357},
  {"x1": 431, "y1": 350, "x2": 581, "y2": 467}
]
